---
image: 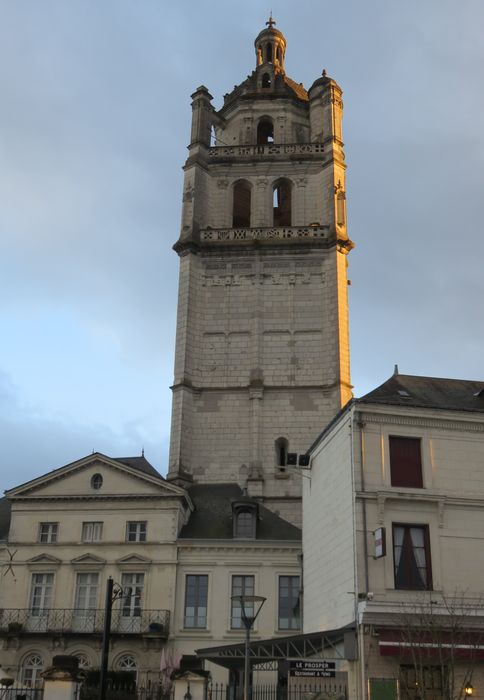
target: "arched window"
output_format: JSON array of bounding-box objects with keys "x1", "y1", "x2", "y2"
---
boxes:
[
  {"x1": 266, "y1": 44, "x2": 273, "y2": 63},
  {"x1": 232, "y1": 180, "x2": 251, "y2": 227},
  {"x1": 275, "y1": 437, "x2": 289, "y2": 469},
  {"x1": 117, "y1": 655, "x2": 137, "y2": 672},
  {"x1": 74, "y1": 653, "x2": 91, "y2": 670},
  {"x1": 262, "y1": 73, "x2": 271, "y2": 88},
  {"x1": 21, "y1": 653, "x2": 44, "y2": 688},
  {"x1": 273, "y1": 180, "x2": 292, "y2": 226},
  {"x1": 257, "y1": 119, "x2": 274, "y2": 145},
  {"x1": 114, "y1": 655, "x2": 137, "y2": 692}
]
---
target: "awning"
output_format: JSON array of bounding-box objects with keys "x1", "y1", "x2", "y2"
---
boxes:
[
  {"x1": 378, "y1": 628, "x2": 484, "y2": 660},
  {"x1": 196, "y1": 625, "x2": 356, "y2": 670}
]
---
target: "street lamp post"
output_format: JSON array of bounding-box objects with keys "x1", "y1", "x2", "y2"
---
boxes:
[
  {"x1": 99, "y1": 577, "x2": 125, "y2": 700},
  {"x1": 231, "y1": 595, "x2": 266, "y2": 700}
]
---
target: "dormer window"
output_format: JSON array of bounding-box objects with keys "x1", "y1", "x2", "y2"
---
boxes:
[
  {"x1": 232, "y1": 498, "x2": 258, "y2": 539},
  {"x1": 235, "y1": 510, "x2": 255, "y2": 538}
]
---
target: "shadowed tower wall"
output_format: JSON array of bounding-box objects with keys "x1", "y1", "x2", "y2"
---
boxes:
[{"x1": 168, "y1": 20, "x2": 353, "y2": 525}]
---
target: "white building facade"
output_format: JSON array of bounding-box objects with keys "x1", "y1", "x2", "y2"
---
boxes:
[{"x1": 303, "y1": 373, "x2": 484, "y2": 700}]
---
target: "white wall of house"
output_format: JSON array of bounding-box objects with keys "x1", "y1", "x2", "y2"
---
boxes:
[{"x1": 303, "y1": 410, "x2": 356, "y2": 632}]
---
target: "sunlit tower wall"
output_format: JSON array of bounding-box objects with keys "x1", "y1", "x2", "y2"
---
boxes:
[{"x1": 168, "y1": 19, "x2": 353, "y2": 525}]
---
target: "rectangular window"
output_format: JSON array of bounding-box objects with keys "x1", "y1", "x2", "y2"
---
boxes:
[
  {"x1": 75, "y1": 572, "x2": 99, "y2": 610},
  {"x1": 121, "y1": 573, "x2": 144, "y2": 617},
  {"x1": 393, "y1": 524, "x2": 432, "y2": 590},
  {"x1": 30, "y1": 573, "x2": 54, "y2": 615},
  {"x1": 230, "y1": 575, "x2": 255, "y2": 628},
  {"x1": 278, "y1": 575, "x2": 301, "y2": 630},
  {"x1": 81, "y1": 522, "x2": 103, "y2": 542},
  {"x1": 184, "y1": 574, "x2": 208, "y2": 628},
  {"x1": 126, "y1": 521, "x2": 147, "y2": 542},
  {"x1": 399, "y1": 665, "x2": 443, "y2": 700},
  {"x1": 389, "y1": 436, "x2": 423, "y2": 488},
  {"x1": 38, "y1": 522, "x2": 58, "y2": 543}
]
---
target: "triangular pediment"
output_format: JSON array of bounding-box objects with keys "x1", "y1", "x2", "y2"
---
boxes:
[
  {"x1": 5, "y1": 453, "x2": 191, "y2": 505},
  {"x1": 116, "y1": 553, "x2": 152, "y2": 565},
  {"x1": 71, "y1": 553, "x2": 106, "y2": 565},
  {"x1": 27, "y1": 554, "x2": 62, "y2": 565}
]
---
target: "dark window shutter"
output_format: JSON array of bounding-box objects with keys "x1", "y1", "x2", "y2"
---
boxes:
[{"x1": 389, "y1": 436, "x2": 423, "y2": 488}]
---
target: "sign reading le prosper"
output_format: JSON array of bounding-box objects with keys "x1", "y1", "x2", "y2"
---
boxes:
[{"x1": 289, "y1": 660, "x2": 336, "y2": 678}]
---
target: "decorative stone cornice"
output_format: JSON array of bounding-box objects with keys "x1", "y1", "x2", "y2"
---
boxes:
[
  {"x1": 357, "y1": 490, "x2": 484, "y2": 509},
  {"x1": 177, "y1": 542, "x2": 301, "y2": 554},
  {"x1": 359, "y1": 410, "x2": 484, "y2": 434}
]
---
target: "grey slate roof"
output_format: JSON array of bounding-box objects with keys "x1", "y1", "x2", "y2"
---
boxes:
[
  {"x1": 114, "y1": 455, "x2": 164, "y2": 480},
  {"x1": 179, "y1": 483, "x2": 301, "y2": 541},
  {"x1": 358, "y1": 374, "x2": 484, "y2": 413}
]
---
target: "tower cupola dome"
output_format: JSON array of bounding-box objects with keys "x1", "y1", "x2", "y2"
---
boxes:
[{"x1": 254, "y1": 16, "x2": 286, "y2": 73}]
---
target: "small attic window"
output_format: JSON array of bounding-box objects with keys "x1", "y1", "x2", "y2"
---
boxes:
[
  {"x1": 235, "y1": 510, "x2": 256, "y2": 538},
  {"x1": 262, "y1": 73, "x2": 271, "y2": 88},
  {"x1": 473, "y1": 388, "x2": 484, "y2": 397},
  {"x1": 397, "y1": 389, "x2": 411, "y2": 398},
  {"x1": 232, "y1": 499, "x2": 258, "y2": 539},
  {"x1": 91, "y1": 473, "x2": 103, "y2": 490}
]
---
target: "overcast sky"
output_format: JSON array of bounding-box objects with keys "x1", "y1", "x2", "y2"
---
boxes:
[{"x1": 1, "y1": 1, "x2": 483, "y2": 491}]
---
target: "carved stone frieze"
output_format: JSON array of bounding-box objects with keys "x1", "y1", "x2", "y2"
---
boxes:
[
  {"x1": 201, "y1": 226, "x2": 330, "y2": 243},
  {"x1": 183, "y1": 184, "x2": 195, "y2": 202},
  {"x1": 202, "y1": 271, "x2": 317, "y2": 287},
  {"x1": 207, "y1": 142, "x2": 325, "y2": 159}
]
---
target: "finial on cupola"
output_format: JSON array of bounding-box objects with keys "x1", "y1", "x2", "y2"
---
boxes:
[{"x1": 266, "y1": 13, "x2": 276, "y2": 29}]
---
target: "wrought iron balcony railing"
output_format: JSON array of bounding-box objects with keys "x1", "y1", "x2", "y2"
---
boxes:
[{"x1": 0, "y1": 608, "x2": 170, "y2": 636}]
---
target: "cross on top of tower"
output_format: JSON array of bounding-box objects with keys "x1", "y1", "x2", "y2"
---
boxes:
[{"x1": 266, "y1": 14, "x2": 276, "y2": 29}]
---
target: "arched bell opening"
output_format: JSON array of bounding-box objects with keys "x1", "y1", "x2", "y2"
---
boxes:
[
  {"x1": 273, "y1": 179, "x2": 292, "y2": 226},
  {"x1": 257, "y1": 118, "x2": 274, "y2": 144},
  {"x1": 232, "y1": 179, "x2": 252, "y2": 227}
]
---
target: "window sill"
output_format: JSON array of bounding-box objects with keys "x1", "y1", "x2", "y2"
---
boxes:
[{"x1": 275, "y1": 470, "x2": 290, "y2": 480}]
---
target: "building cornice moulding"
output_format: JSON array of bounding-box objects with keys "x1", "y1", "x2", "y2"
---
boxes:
[{"x1": 359, "y1": 410, "x2": 484, "y2": 433}]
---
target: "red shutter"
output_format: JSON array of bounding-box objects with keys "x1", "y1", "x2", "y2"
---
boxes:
[{"x1": 389, "y1": 436, "x2": 423, "y2": 488}]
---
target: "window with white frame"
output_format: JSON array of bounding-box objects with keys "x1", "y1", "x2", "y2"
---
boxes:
[
  {"x1": 278, "y1": 575, "x2": 300, "y2": 630},
  {"x1": 30, "y1": 573, "x2": 54, "y2": 616},
  {"x1": 231, "y1": 575, "x2": 255, "y2": 628},
  {"x1": 121, "y1": 573, "x2": 144, "y2": 617},
  {"x1": 81, "y1": 522, "x2": 103, "y2": 542},
  {"x1": 38, "y1": 522, "x2": 58, "y2": 543},
  {"x1": 184, "y1": 574, "x2": 208, "y2": 628},
  {"x1": 126, "y1": 521, "x2": 147, "y2": 542},
  {"x1": 21, "y1": 653, "x2": 44, "y2": 688},
  {"x1": 74, "y1": 572, "x2": 99, "y2": 610}
]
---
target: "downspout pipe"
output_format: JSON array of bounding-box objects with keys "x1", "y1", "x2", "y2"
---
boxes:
[{"x1": 356, "y1": 411, "x2": 370, "y2": 592}]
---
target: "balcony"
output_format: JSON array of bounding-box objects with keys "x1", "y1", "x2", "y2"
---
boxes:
[
  {"x1": 0, "y1": 608, "x2": 170, "y2": 637},
  {"x1": 207, "y1": 142, "x2": 325, "y2": 161},
  {"x1": 200, "y1": 225, "x2": 331, "y2": 245}
]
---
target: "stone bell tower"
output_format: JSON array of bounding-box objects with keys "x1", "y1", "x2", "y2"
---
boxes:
[{"x1": 167, "y1": 18, "x2": 353, "y2": 525}]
